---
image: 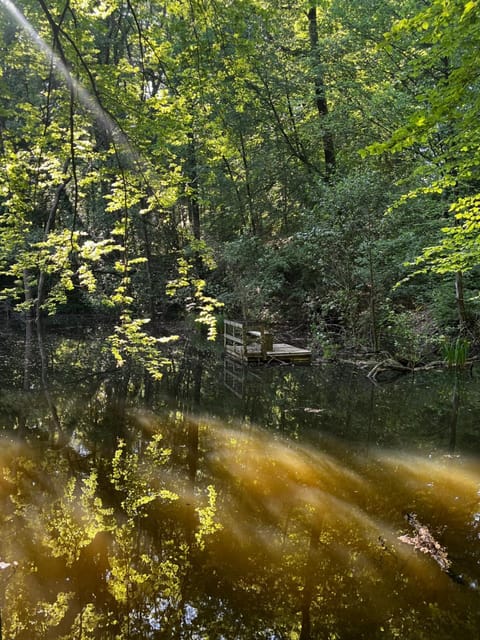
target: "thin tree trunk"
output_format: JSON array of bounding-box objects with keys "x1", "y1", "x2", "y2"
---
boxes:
[
  {"x1": 367, "y1": 242, "x2": 379, "y2": 352},
  {"x1": 239, "y1": 130, "x2": 261, "y2": 235},
  {"x1": 140, "y1": 210, "x2": 157, "y2": 322},
  {"x1": 35, "y1": 173, "x2": 71, "y2": 320},
  {"x1": 33, "y1": 174, "x2": 68, "y2": 435},
  {"x1": 308, "y1": 6, "x2": 336, "y2": 181},
  {"x1": 23, "y1": 270, "x2": 34, "y2": 392},
  {"x1": 455, "y1": 271, "x2": 468, "y2": 330},
  {"x1": 438, "y1": 57, "x2": 468, "y2": 334},
  {"x1": 222, "y1": 155, "x2": 248, "y2": 229},
  {"x1": 186, "y1": 134, "x2": 201, "y2": 242}
]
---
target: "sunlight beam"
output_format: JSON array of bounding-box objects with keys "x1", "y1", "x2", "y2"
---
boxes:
[{"x1": 0, "y1": 0, "x2": 137, "y2": 160}]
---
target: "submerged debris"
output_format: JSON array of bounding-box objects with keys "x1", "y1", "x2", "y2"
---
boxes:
[{"x1": 398, "y1": 512, "x2": 452, "y2": 572}]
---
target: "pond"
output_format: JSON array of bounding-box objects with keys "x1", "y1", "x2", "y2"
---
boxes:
[{"x1": 0, "y1": 330, "x2": 479, "y2": 639}]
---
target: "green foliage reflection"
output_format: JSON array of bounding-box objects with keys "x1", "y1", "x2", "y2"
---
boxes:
[{"x1": 0, "y1": 406, "x2": 478, "y2": 639}]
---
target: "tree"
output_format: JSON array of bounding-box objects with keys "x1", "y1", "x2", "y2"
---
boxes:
[
  {"x1": 2, "y1": 0, "x2": 477, "y2": 356},
  {"x1": 365, "y1": 0, "x2": 480, "y2": 333}
]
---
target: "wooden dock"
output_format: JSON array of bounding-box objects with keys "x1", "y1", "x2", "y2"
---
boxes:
[{"x1": 224, "y1": 319, "x2": 311, "y2": 365}]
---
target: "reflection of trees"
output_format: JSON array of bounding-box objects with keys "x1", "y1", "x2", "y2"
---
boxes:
[
  {"x1": 449, "y1": 376, "x2": 460, "y2": 454},
  {"x1": 0, "y1": 411, "x2": 479, "y2": 638},
  {"x1": 0, "y1": 337, "x2": 479, "y2": 637},
  {"x1": 299, "y1": 523, "x2": 320, "y2": 640},
  {"x1": 8, "y1": 331, "x2": 480, "y2": 454}
]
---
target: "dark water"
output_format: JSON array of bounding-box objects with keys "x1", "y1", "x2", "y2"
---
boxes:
[{"x1": 0, "y1": 331, "x2": 479, "y2": 639}]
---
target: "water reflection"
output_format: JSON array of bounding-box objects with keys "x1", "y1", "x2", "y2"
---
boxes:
[
  {"x1": 0, "y1": 409, "x2": 477, "y2": 639},
  {"x1": 0, "y1": 335, "x2": 478, "y2": 638}
]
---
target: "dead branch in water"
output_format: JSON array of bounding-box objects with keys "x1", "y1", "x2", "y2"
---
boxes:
[
  {"x1": 398, "y1": 512, "x2": 451, "y2": 572},
  {"x1": 366, "y1": 357, "x2": 478, "y2": 382}
]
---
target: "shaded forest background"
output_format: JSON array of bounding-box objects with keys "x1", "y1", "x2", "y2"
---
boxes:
[{"x1": 1, "y1": 0, "x2": 480, "y2": 371}]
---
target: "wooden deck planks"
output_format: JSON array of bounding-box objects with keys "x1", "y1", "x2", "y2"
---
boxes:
[
  {"x1": 224, "y1": 319, "x2": 311, "y2": 364},
  {"x1": 267, "y1": 343, "x2": 311, "y2": 356},
  {"x1": 225, "y1": 341, "x2": 311, "y2": 364}
]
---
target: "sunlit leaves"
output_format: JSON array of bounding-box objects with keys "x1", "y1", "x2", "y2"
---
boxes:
[
  {"x1": 111, "y1": 436, "x2": 177, "y2": 518},
  {"x1": 167, "y1": 256, "x2": 224, "y2": 340},
  {"x1": 364, "y1": 0, "x2": 480, "y2": 288},
  {"x1": 0, "y1": 227, "x2": 125, "y2": 313},
  {"x1": 463, "y1": 0, "x2": 478, "y2": 17},
  {"x1": 70, "y1": 0, "x2": 119, "y2": 20},
  {"x1": 0, "y1": 428, "x2": 187, "y2": 638},
  {"x1": 195, "y1": 484, "x2": 223, "y2": 550},
  {"x1": 108, "y1": 312, "x2": 176, "y2": 380},
  {"x1": 30, "y1": 592, "x2": 74, "y2": 637},
  {"x1": 105, "y1": 176, "x2": 144, "y2": 214},
  {"x1": 406, "y1": 196, "x2": 480, "y2": 275},
  {"x1": 44, "y1": 473, "x2": 114, "y2": 565}
]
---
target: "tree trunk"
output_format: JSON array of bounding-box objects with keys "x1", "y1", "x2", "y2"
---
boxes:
[
  {"x1": 186, "y1": 134, "x2": 201, "y2": 242},
  {"x1": 140, "y1": 208, "x2": 157, "y2": 322},
  {"x1": 308, "y1": 6, "x2": 336, "y2": 181},
  {"x1": 239, "y1": 130, "x2": 261, "y2": 235},
  {"x1": 367, "y1": 240, "x2": 379, "y2": 352},
  {"x1": 455, "y1": 270, "x2": 468, "y2": 331},
  {"x1": 23, "y1": 270, "x2": 34, "y2": 392}
]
